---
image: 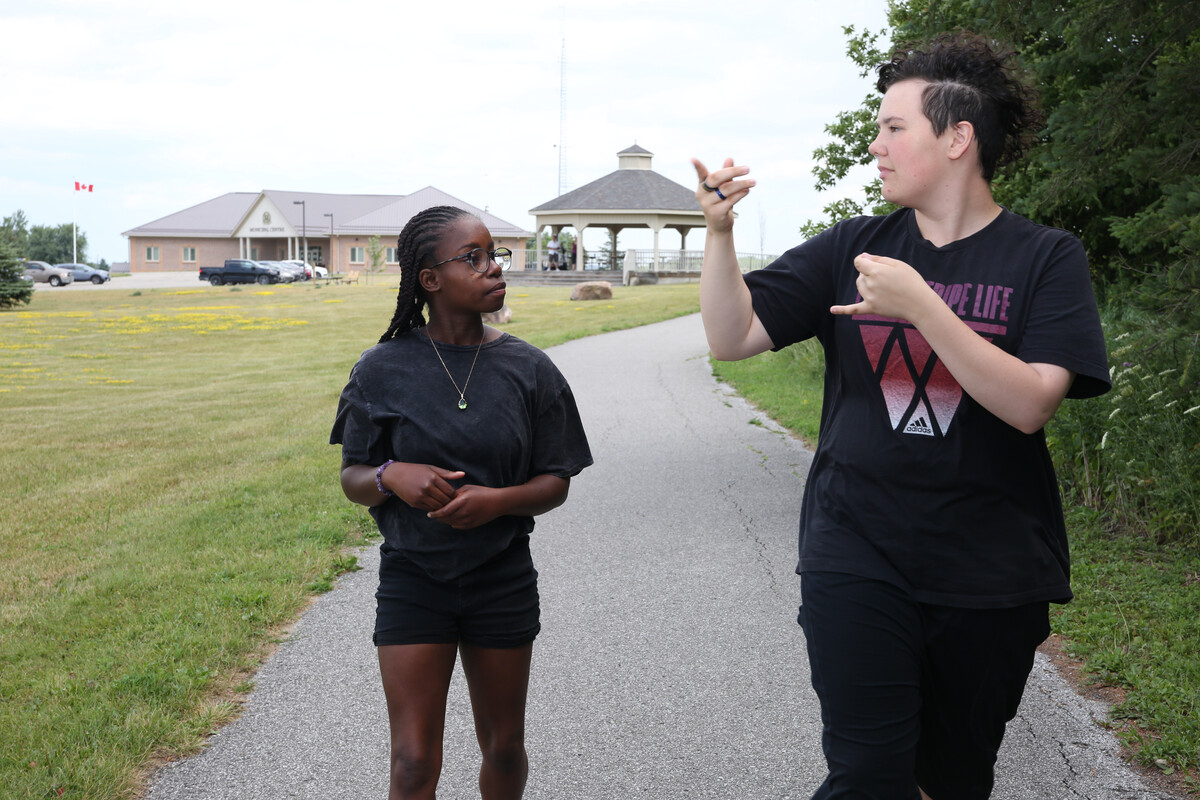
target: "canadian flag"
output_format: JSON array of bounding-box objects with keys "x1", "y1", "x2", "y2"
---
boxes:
[{"x1": 75, "y1": 182, "x2": 93, "y2": 192}]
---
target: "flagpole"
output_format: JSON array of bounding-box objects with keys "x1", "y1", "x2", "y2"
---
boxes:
[{"x1": 73, "y1": 180, "x2": 77, "y2": 263}]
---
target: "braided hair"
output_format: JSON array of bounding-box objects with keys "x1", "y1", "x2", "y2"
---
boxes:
[{"x1": 379, "y1": 205, "x2": 474, "y2": 343}]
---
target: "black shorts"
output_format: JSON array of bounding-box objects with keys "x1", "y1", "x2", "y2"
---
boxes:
[
  {"x1": 373, "y1": 538, "x2": 540, "y2": 649},
  {"x1": 798, "y1": 571, "x2": 1050, "y2": 800}
]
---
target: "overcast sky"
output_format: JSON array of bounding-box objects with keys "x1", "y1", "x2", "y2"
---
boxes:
[{"x1": 1, "y1": 0, "x2": 891, "y2": 264}]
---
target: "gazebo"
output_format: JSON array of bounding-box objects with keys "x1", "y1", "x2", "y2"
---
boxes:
[{"x1": 528, "y1": 145, "x2": 706, "y2": 271}]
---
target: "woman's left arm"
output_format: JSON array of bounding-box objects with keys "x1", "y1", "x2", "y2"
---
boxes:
[
  {"x1": 832, "y1": 253, "x2": 1074, "y2": 434},
  {"x1": 426, "y1": 474, "x2": 571, "y2": 530}
]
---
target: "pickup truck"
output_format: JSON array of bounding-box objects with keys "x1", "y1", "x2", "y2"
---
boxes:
[{"x1": 198, "y1": 259, "x2": 282, "y2": 286}]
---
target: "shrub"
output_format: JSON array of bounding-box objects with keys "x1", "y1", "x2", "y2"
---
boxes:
[{"x1": 1048, "y1": 307, "x2": 1200, "y2": 543}]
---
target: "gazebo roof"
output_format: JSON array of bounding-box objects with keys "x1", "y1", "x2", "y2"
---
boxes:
[
  {"x1": 530, "y1": 169, "x2": 700, "y2": 213},
  {"x1": 529, "y1": 145, "x2": 701, "y2": 214}
]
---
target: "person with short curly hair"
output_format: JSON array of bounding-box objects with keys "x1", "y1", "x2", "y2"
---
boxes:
[
  {"x1": 693, "y1": 32, "x2": 1109, "y2": 799},
  {"x1": 332, "y1": 205, "x2": 592, "y2": 799}
]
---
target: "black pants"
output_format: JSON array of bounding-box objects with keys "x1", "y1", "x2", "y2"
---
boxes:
[{"x1": 798, "y1": 571, "x2": 1049, "y2": 800}]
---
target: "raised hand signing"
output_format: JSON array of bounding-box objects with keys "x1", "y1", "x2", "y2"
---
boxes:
[
  {"x1": 830, "y1": 252, "x2": 938, "y2": 322},
  {"x1": 690, "y1": 157, "x2": 756, "y2": 234}
]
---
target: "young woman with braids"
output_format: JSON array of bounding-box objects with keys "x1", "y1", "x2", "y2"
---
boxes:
[
  {"x1": 330, "y1": 205, "x2": 592, "y2": 799},
  {"x1": 693, "y1": 33, "x2": 1109, "y2": 799}
]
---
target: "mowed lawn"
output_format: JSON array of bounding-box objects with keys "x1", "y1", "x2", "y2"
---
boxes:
[{"x1": 0, "y1": 279, "x2": 700, "y2": 799}]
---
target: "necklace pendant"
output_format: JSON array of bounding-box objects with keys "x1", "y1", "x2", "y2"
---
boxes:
[{"x1": 428, "y1": 332, "x2": 484, "y2": 414}]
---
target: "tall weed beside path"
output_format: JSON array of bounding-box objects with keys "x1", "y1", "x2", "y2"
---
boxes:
[
  {"x1": 1048, "y1": 311, "x2": 1200, "y2": 543},
  {"x1": 0, "y1": 281, "x2": 699, "y2": 799}
]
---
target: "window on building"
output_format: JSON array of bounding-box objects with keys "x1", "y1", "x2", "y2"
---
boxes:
[
  {"x1": 386, "y1": 247, "x2": 398, "y2": 264},
  {"x1": 349, "y1": 246, "x2": 365, "y2": 264},
  {"x1": 182, "y1": 246, "x2": 196, "y2": 263},
  {"x1": 146, "y1": 246, "x2": 160, "y2": 262},
  {"x1": 250, "y1": 247, "x2": 259, "y2": 260}
]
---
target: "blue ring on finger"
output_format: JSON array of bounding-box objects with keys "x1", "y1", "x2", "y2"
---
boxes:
[{"x1": 715, "y1": 188, "x2": 726, "y2": 200}]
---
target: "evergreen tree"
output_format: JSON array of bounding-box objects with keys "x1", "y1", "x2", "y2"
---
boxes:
[
  {"x1": 2, "y1": 210, "x2": 29, "y2": 253},
  {"x1": 0, "y1": 234, "x2": 34, "y2": 309}
]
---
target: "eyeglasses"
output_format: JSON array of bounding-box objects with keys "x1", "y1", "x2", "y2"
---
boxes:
[{"x1": 430, "y1": 247, "x2": 512, "y2": 273}]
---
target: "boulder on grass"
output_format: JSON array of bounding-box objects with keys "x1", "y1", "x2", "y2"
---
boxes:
[
  {"x1": 483, "y1": 304, "x2": 512, "y2": 324},
  {"x1": 570, "y1": 281, "x2": 613, "y2": 301}
]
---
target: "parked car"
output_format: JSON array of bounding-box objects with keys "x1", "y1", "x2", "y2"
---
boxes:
[
  {"x1": 283, "y1": 259, "x2": 326, "y2": 279},
  {"x1": 57, "y1": 263, "x2": 111, "y2": 284},
  {"x1": 260, "y1": 260, "x2": 301, "y2": 282},
  {"x1": 198, "y1": 259, "x2": 281, "y2": 286},
  {"x1": 23, "y1": 261, "x2": 74, "y2": 286}
]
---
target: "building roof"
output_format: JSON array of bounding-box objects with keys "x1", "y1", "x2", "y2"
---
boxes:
[
  {"x1": 529, "y1": 145, "x2": 701, "y2": 214},
  {"x1": 123, "y1": 188, "x2": 530, "y2": 239},
  {"x1": 337, "y1": 187, "x2": 528, "y2": 238},
  {"x1": 123, "y1": 192, "x2": 260, "y2": 237}
]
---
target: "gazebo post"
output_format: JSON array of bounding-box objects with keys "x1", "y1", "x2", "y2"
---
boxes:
[{"x1": 575, "y1": 223, "x2": 587, "y2": 271}]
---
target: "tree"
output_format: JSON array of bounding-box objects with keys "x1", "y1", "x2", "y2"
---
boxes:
[
  {"x1": 801, "y1": 25, "x2": 893, "y2": 240},
  {"x1": 604, "y1": 229, "x2": 621, "y2": 270},
  {"x1": 0, "y1": 234, "x2": 33, "y2": 309},
  {"x1": 2, "y1": 210, "x2": 29, "y2": 254},
  {"x1": 366, "y1": 235, "x2": 385, "y2": 283},
  {"x1": 25, "y1": 223, "x2": 86, "y2": 265}
]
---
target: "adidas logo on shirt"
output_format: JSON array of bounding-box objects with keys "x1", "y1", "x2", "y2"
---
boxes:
[{"x1": 904, "y1": 416, "x2": 935, "y2": 436}]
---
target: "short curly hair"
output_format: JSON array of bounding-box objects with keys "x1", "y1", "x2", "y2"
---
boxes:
[{"x1": 877, "y1": 32, "x2": 1043, "y2": 181}]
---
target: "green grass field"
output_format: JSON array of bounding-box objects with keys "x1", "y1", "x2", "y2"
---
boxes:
[{"x1": 0, "y1": 280, "x2": 700, "y2": 799}]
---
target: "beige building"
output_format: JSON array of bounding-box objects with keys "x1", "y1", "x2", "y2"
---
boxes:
[{"x1": 122, "y1": 186, "x2": 531, "y2": 273}]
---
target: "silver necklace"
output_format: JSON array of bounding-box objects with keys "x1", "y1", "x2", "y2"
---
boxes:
[{"x1": 428, "y1": 331, "x2": 484, "y2": 410}]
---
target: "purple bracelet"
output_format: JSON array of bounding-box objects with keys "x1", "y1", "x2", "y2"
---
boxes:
[{"x1": 375, "y1": 460, "x2": 397, "y2": 497}]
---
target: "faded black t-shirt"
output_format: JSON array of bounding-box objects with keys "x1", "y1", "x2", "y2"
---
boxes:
[
  {"x1": 330, "y1": 329, "x2": 592, "y2": 581},
  {"x1": 746, "y1": 208, "x2": 1110, "y2": 608}
]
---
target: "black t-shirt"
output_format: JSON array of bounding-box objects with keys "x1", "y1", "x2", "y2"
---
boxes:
[
  {"x1": 330, "y1": 329, "x2": 593, "y2": 581},
  {"x1": 745, "y1": 208, "x2": 1110, "y2": 608}
]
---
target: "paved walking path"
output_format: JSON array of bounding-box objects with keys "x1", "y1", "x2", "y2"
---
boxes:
[{"x1": 146, "y1": 313, "x2": 1177, "y2": 799}]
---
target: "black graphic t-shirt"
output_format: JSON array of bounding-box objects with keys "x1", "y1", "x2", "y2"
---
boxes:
[
  {"x1": 746, "y1": 208, "x2": 1110, "y2": 608},
  {"x1": 330, "y1": 330, "x2": 593, "y2": 581}
]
